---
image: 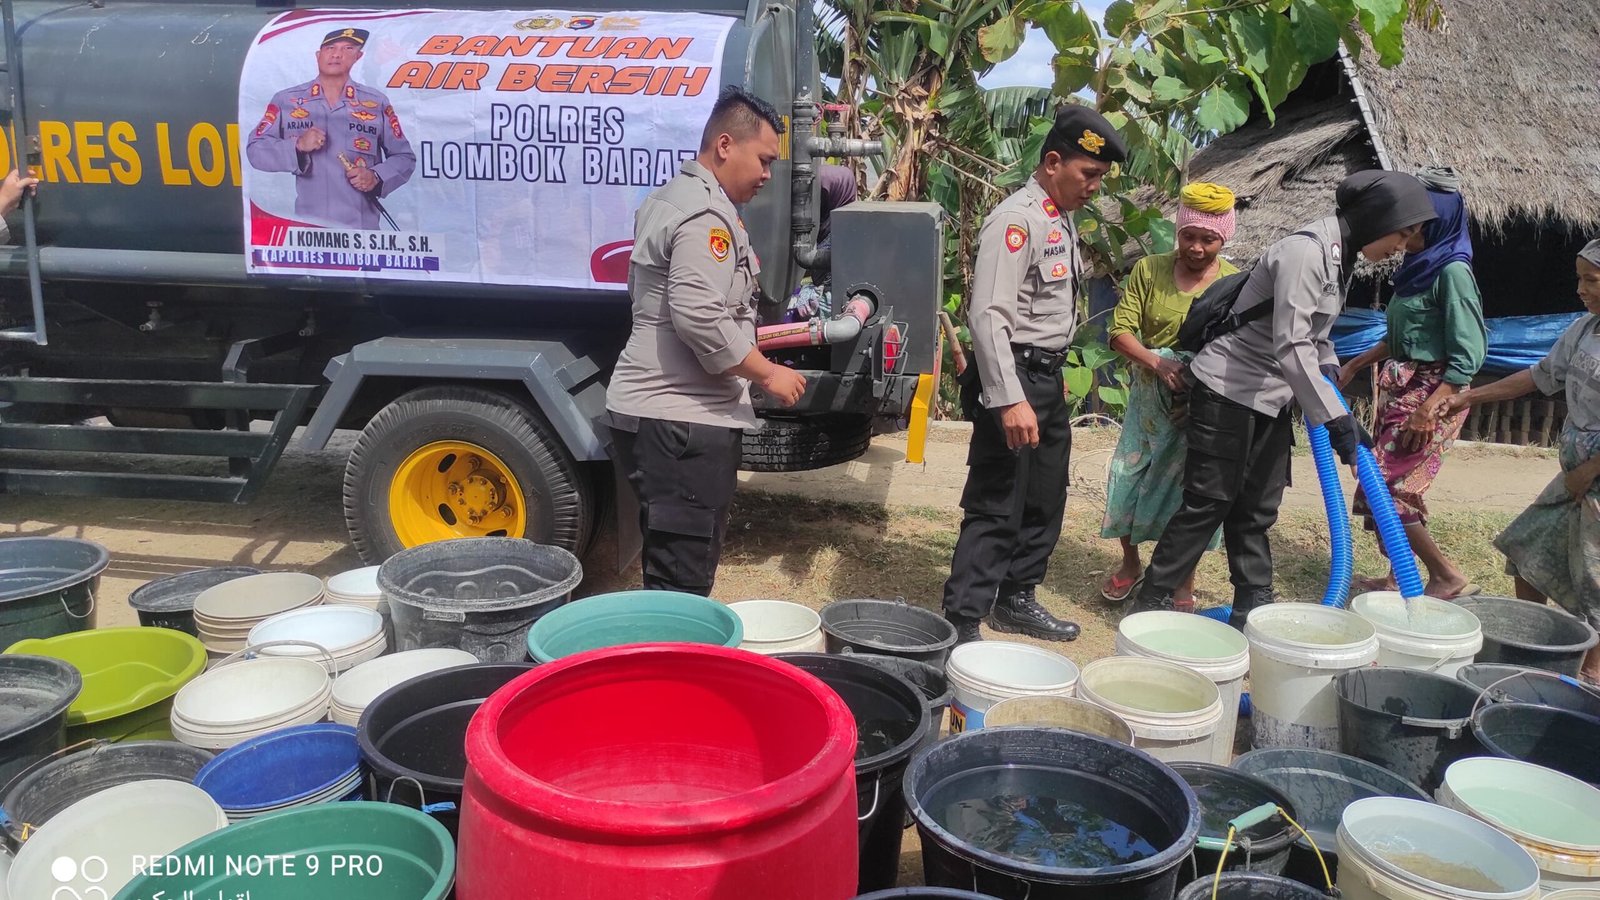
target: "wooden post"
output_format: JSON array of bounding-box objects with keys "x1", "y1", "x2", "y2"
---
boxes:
[{"x1": 1541, "y1": 399, "x2": 1556, "y2": 447}]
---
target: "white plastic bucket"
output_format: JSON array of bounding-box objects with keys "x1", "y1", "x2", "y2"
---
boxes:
[
  {"x1": 728, "y1": 600, "x2": 826, "y2": 655},
  {"x1": 1337, "y1": 797, "x2": 1541, "y2": 900},
  {"x1": 1077, "y1": 656, "x2": 1224, "y2": 763},
  {"x1": 1116, "y1": 610, "x2": 1249, "y2": 763},
  {"x1": 1438, "y1": 757, "x2": 1600, "y2": 893},
  {"x1": 945, "y1": 640, "x2": 1078, "y2": 733},
  {"x1": 1547, "y1": 892, "x2": 1600, "y2": 899},
  {"x1": 1245, "y1": 603, "x2": 1379, "y2": 751},
  {"x1": 6, "y1": 779, "x2": 226, "y2": 899},
  {"x1": 1351, "y1": 592, "x2": 1483, "y2": 677}
]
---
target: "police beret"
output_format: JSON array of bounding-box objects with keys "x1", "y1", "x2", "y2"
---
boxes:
[
  {"x1": 322, "y1": 27, "x2": 369, "y2": 48},
  {"x1": 1047, "y1": 105, "x2": 1127, "y2": 164}
]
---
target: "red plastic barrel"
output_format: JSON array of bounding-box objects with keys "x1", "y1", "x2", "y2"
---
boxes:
[{"x1": 457, "y1": 643, "x2": 860, "y2": 900}]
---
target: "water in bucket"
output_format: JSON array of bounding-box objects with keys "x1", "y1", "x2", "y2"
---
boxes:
[{"x1": 926, "y1": 765, "x2": 1163, "y2": 869}]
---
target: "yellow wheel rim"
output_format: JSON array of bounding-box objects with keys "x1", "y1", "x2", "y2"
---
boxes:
[{"x1": 389, "y1": 441, "x2": 527, "y2": 547}]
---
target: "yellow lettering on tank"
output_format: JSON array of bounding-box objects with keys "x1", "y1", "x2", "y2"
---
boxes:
[
  {"x1": 72, "y1": 121, "x2": 111, "y2": 185},
  {"x1": 107, "y1": 122, "x2": 141, "y2": 185},
  {"x1": 225, "y1": 123, "x2": 242, "y2": 187},
  {"x1": 156, "y1": 123, "x2": 191, "y2": 185},
  {"x1": 37, "y1": 121, "x2": 78, "y2": 183},
  {"x1": 187, "y1": 123, "x2": 226, "y2": 188}
]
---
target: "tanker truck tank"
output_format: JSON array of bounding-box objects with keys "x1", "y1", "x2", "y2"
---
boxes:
[{"x1": 0, "y1": 0, "x2": 944, "y2": 564}]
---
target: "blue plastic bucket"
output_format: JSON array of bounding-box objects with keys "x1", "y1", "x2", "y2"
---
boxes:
[{"x1": 194, "y1": 723, "x2": 361, "y2": 819}]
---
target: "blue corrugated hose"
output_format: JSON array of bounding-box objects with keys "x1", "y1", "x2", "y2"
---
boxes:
[
  {"x1": 1324, "y1": 375, "x2": 1425, "y2": 601},
  {"x1": 1309, "y1": 420, "x2": 1354, "y2": 607}
]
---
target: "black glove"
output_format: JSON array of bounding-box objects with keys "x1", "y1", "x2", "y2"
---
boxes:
[
  {"x1": 1324, "y1": 414, "x2": 1374, "y2": 466},
  {"x1": 1320, "y1": 364, "x2": 1342, "y2": 384}
]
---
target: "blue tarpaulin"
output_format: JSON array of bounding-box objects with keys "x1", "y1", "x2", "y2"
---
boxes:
[{"x1": 1331, "y1": 309, "x2": 1584, "y2": 375}]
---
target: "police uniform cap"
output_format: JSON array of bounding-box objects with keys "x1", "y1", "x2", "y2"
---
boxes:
[
  {"x1": 322, "y1": 28, "x2": 369, "y2": 48},
  {"x1": 1045, "y1": 105, "x2": 1127, "y2": 164}
]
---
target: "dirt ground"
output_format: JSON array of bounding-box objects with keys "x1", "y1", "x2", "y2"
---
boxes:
[{"x1": 0, "y1": 423, "x2": 1559, "y2": 888}]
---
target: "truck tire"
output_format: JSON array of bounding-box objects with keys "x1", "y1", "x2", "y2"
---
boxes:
[
  {"x1": 739, "y1": 414, "x2": 873, "y2": 473},
  {"x1": 343, "y1": 385, "x2": 594, "y2": 564}
]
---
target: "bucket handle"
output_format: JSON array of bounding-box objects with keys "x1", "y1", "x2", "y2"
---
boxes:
[
  {"x1": 970, "y1": 871, "x2": 1030, "y2": 899},
  {"x1": 216, "y1": 639, "x2": 336, "y2": 674},
  {"x1": 384, "y1": 774, "x2": 457, "y2": 817},
  {"x1": 61, "y1": 587, "x2": 94, "y2": 620},
  {"x1": 857, "y1": 777, "x2": 880, "y2": 822},
  {"x1": 1401, "y1": 715, "x2": 1467, "y2": 739}
]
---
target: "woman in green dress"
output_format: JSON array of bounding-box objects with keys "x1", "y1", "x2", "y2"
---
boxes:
[{"x1": 1100, "y1": 183, "x2": 1238, "y2": 610}]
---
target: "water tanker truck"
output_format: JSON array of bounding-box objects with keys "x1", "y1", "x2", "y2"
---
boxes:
[{"x1": 0, "y1": 0, "x2": 944, "y2": 562}]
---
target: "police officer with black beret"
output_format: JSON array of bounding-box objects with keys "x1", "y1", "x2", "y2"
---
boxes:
[{"x1": 942, "y1": 105, "x2": 1128, "y2": 645}]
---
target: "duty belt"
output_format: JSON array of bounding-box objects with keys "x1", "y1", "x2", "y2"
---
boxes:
[{"x1": 1013, "y1": 344, "x2": 1068, "y2": 375}]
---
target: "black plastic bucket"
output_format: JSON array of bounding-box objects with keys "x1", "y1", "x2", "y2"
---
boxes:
[
  {"x1": 1472, "y1": 702, "x2": 1600, "y2": 786},
  {"x1": 357, "y1": 662, "x2": 533, "y2": 837},
  {"x1": 778, "y1": 653, "x2": 931, "y2": 894},
  {"x1": 0, "y1": 739, "x2": 212, "y2": 848},
  {"x1": 906, "y1": 726, "x2": 1200, "y2": 900},
  {"x1": 1455, "y1": 596, "x2": 1599, "y2": 676},
  {"x1": 1170, "y1": 763, "x2": 1299, "y2": 877},
  {"x1": 1334, "y1": 667, "x2": 1483, "y2": 793},
  {"x1": 1231, "y1": 747, "x2": 1428, "y2": 886},
  {"x1": 820, "y1": 599, "x2": 957, "y2": 666},
  {"x1": 1457, "y1": 663, "x2": 1600, "y2": 718},
  {"x1": 126, "y1": 566, "x2": 260, "y2": 636},
  {"x1": 0, "y1": 537, "x2": 108, "y2": 645},
  {"x1": 1176, "y1": 872, "x2": 1332, "y2": 899},
  {"x1": 378, "y1": 537, "x2": 582, "y2": 663},
  {"x1": 0, "y1": 655, "x2": 82, "y2": 790},
  {"x1": 840, "y1": 652, "x2": 951, "y2": 738},
  {"x1": 857, "y1": 883, "x2": 992, "y2": 890}
]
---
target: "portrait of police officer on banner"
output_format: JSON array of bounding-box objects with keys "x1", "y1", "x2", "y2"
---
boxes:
[{"x1": 247, "y1": 27, "x2": 417, "y2": 230}]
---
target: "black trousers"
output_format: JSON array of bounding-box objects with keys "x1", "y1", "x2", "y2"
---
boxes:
[
  {"x1": 611, "y1": 417, "x2": 742, "y2": 596},
  {"x1": 1139, "y1": 381, "x2": 1293, "y2": 605},
  {"x1": 941, "y1": 360, "x2": 1072, "y2": 622}
]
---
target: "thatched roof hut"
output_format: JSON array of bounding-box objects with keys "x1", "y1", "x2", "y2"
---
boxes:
[{"x1": 1133, "y1": 0, "x2": 1600, "y2": 315}]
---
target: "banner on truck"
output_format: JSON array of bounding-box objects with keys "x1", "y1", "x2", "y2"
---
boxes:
[{"x1": 238, "y1": 8, "x2": 735, "y2": 287}]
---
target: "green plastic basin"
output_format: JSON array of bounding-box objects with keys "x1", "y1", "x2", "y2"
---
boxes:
[
  {"x1": 526, "y1": 590, "x2": 743, "y2": 663},
  {"x1": 113, "y1": 801, "x2": 455, "y2": 900},
  {"x1": 6, "y1": 626, "x2": 207, "y2": 743}
]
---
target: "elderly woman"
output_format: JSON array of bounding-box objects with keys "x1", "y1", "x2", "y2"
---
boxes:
[
  {"x1": 1100, "y1": 183, "x2": 1239, "y2": 609},
  {"x1": 1442, "y1": 239, "x2": 1600, "y2": 683},
  {"x1": 1339, "y1": 168, "x2": 1487, "y2": 599}
]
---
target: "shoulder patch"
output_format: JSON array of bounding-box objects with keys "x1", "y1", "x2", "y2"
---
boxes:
[
  {"x1": 1004, "y1": 224, "x2": 1028, "y2": 253},
  {"x1": 708, "y1": 227, "x2": 732, "y2": 262},
  {"x1": 1041, "y1": 197, "x2": 1060, "y2": 219}
]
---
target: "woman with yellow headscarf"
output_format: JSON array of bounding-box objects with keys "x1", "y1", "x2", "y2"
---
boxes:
[{"x1": 1098, "y1": 183, "x2": 1238, "y2": 609}]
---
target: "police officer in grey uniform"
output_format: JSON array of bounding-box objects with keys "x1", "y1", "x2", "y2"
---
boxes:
[
  {"x1": 246, "y1": 28, "x2": 416, "y2": 230},
  {"x1": 606, "y1": 86, "x2": 808, "y2": 596},
  {"x1": 942, "y1": 106, "x2": 1127, "y2": 645},
  {"x1": 1129, "y1": 170, "x2": 1438, "y2": 627}
]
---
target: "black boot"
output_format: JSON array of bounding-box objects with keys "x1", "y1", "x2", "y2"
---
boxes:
[
  {"x1": 1229, "y1": 586, "x2": 1274, "y2": 631},
  {"x1": 988, "y1": 585, "x2": 1080, "y2": 641},
  {"x1": 947, "y1": 614, "x2": 983, "y2": 646},
  {"x1": 1122, "y1": 581, "x2": 1175, "y2": 618}
]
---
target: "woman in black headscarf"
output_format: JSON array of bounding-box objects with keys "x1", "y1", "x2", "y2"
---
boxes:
[{"x1": 1128, "y1": 170, "x2": 1438, "y2": 626}]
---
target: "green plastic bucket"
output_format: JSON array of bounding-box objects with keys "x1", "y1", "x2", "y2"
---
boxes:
[
  {"x1": 113, "y1": 801, "x2": 455, "y2": 900},
  {"x1": 0, "y1": 538, "x2": 108, "y2": 648},
  {"x1": 6, "y1": 627, "x2": 207, "y2": 743},
  {"x1": 526, "y1": 591, "x2": 743, "y2": 663}
]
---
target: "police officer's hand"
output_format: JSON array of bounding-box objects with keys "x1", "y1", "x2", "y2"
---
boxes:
[
  {"x1": 1324, "y1": 414, "x2": 1373, "y2": 467},
  {"x1": 347, "y1": 167, "x2": 380, "y2": 193},
  {"x1": 0, "y1": 169, "x2": 37, "y2": 218},
  {"x1": 296, "y1": 127, "x2": 327, "y2": 154},
  {"x1": 999, "y1": 401, "x2": 1039, "y2": 450},
  {"x1": 760, "y1": 366, "x2": 807, "y2": 407}
]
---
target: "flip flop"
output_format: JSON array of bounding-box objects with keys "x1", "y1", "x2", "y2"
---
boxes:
[
  {"x1": 1100, "y1": 572, "x2": 1143, "y2": 603},
  {"x1": 1437, "y1": 583, "x2": 1483, "y2": 601}
]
